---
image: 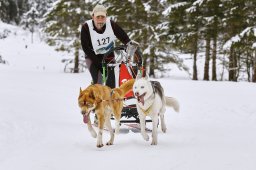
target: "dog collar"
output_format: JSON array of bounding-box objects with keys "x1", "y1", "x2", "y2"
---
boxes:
[{"x1": 139, "y1": 104, "x2": 153, "y2": 116}]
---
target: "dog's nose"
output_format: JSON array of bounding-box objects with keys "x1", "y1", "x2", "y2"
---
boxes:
[{"x1": 134, "y1": 92, "x2": 139, "y2": 96}]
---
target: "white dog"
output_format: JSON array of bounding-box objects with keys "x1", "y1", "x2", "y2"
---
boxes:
[{"x1": 133, "y1": 74, "x2": 180, "y2": 145}]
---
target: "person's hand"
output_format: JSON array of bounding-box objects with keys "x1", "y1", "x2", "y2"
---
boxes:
[
  {"x1": 126, "y1": 40, "x2": 140, "y2": 57},
  {"x1": 126, "y1": 40, "x2": 139, "y2": 47}
]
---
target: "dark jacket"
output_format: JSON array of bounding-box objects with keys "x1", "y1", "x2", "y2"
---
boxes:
[{"x1": 81, "y1": 19, "x2": 130, "y2": 67}]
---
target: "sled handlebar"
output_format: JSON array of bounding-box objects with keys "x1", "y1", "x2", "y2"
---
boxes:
[{"x1": 103, "y1": 45, "x2": 126, "y2": 58}]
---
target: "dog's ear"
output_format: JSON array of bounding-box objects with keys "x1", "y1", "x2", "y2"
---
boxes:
[
  {"x1": 79, "y1": 87, "x2": 83, "y2": 98},
  {"x1": 89, "y1": 89, "x2": 95, "y2": 99},
  {"x1": 136, "y1": 71, "x2": 143, "y2": 80},
  {"x1": 88, "y1": 89, "x2": 102, "y2": 103},
  {"x1": 144, "y1": 73, "x2": 149, "y2": 80}
]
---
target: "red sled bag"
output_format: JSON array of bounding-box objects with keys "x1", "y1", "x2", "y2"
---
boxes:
[{"x1": 119, "y1": 63, "x2": 134, "y2": 98}]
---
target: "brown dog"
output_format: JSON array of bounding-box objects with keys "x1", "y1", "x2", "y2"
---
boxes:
[{"x1": 78, "y1": 79, "x2": 135, "y2": 148}]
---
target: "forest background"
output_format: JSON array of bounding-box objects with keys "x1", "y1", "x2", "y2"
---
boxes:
[{"x1": 1, "y1": 0, "x2": 256, "y2": 82}]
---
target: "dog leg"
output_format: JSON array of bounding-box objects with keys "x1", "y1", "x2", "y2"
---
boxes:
[
  {"x1": 87, "y1": 116, "x2": 97, "y2": 138},
  {"x1": 96, "y1": 129, "x2": 104, "y2": 148},
  {"x1": 105, "y1": 117, "x2": 114, "y2": 146},
  {"x1": 114, "y1": 110, "x2": 121, "y2": 135},
  {"x1": 114, "y1": 120, "x2": 120, "y2": 134},
  {"x1": 151, "y1": 116, "x2": 158, "y2": 145},
  {"x1": 160, "y1": 113, "x2": 167, "y2": 133},
  {"x1": 112, "y1": 105, "x2": 122, "y2": 135},
  {"x1": 96, "y1": 116, "x2": 104, "y2": 148},
  {"x1": 139, "y1": 114, "x2": 149, "y2": 141}
]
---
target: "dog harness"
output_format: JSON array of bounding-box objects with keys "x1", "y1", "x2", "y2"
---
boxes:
[
  {"x1": 138, "y1": 93, "x2": 155, "y2": 116},
  {"x1": 139, "y1": 104, "x2": 153, "y2": 116},
  {"x1": 94, "y1": 90, "x2": 125, "y2": 103}
]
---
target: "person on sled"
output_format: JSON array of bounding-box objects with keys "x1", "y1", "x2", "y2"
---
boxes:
[{"x1": 81, "y1": 4, "x2": 142, "y2": 88}]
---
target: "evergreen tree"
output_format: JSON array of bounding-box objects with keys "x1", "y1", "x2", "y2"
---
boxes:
[
  {"x1": 101, "y1": 0, "x2": 183, "y2": 77},
  {"x1": 8, "y1": 0, "x2": 19, "y2": 24},
  {"x1": 163, "y1": 1, "x2": 189, "y2": 51},
  {"x1": 200, "y1": 0, "x2": 223, "y2": 81},
  {"x1": 0, "y1": 0, "x2": 9, "y2": 23},
  {"x1": 43, "y1": 0, "x2": 91, "y2": 73},
  {"x1": 23, "y1": 6, "x2": 40, "y2": 43},
  {"x1": 0, "y1": 0, "x2": 30, "y2": 24},
  {"x1": 183, "y1": 0, "x2": 203, "y2": 80},
  {"x1": 222, "y1": 0, "x2": 255, "y2": 82},
  {"x1": 32, "y1": 0, "x2": 56, "y2": 18},
  {"x1": 164, "y1": 1, "x2": 203, "y2": 80},
  {"x1": 17, "y1": 0, "x2": 29, "y2": 18}
]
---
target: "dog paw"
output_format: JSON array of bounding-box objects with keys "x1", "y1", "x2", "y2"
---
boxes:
[
  {"x1": 162, "y1": 127, "x2": 167, "y2": 133},
  {"x1": 151, "y1": 140, "x2": 157, "y2": 145},
  {"x1": 97, "y1": 144, "x2": 104, "y2": 148},
  {"x1": 90, "y1": 130, "x2": 97, "y2": 138},
  {"x1": 106, "y1": 141, "x2": 113, "y2": 146},
  {"x1": 142, "y1": 133, "x2": 149, "y2": 141},
  {"x1": 114, "y1": 128, "x2": 120, "y2": 135}
]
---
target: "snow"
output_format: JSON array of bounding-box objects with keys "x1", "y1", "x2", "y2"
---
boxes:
[
  {"x1": 223, "y1": 35, "x2": 240, "y2": 50},
  {"x1": 192, "y1": 0, "x2": 204, "y2": 6},
  {"x1": 253, "y1": 42, "x2": 256, "y2": 48},
  {"x1": 1, "y1": 23, "x2": 256, "y2": 170},
  {"x1": 162, "y1": 2, "x2": 188, "y2": 15},
  {"x1": 223, "y1": 27, "x2": 256, "y2": 50}
]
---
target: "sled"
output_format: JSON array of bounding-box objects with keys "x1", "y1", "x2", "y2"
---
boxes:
[{"x1": 102, "y1": 43, "x2": 152, "y2": 125}]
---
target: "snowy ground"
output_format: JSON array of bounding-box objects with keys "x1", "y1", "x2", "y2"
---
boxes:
[{"x1": 1, "y1": 22, "x2": 256, "y2": 170}]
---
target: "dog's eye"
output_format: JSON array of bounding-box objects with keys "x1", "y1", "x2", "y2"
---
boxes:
[
  {"x1": 87, "y1": 103, "x2": 93, "y2": 107},
  {"x1": 78, "y1": 100, "x2": 84, "y2": 106},
  {"x1": 141, "y1": 86, "x2": 144, "y2": 89}
]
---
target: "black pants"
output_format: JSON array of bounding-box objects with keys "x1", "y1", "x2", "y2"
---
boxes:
[{"x1": 85, "y1": 58, "x2": 115, "y2": 88}]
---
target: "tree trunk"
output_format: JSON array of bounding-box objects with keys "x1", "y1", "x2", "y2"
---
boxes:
[
  {"x1": 203, "y1": 35, "x2": 211, "y2": 80},
  {"x1": 234, "y1": 51, "x2": 238, "y2": 82},
  {"x1": 192, "y1": 34, "x2": 198, "y2": 80},
  {"x1": 246, "y1": 51, "x2": 251, "y2": 82},
  {"x1": 229, "y1": 46, "x2": 234, "y2": 81},
  {"x1": 149, "y1": 47, "x2": 155, "y2": 78},
  {"x1": 73, "y1": 39, "x2": 79, "y2": 73},
  {"x1": 253, "y1": 50, "x2": 256, "y2": 82},
  {"x1": 229, "y1": 48, "x2": 239, "y2": 82},
  {"x1": 212, "y1": 35, "x2": 217, "y2": 81},
  {"x1": 142, "y1": 54, "x2": 147, "y2": 76}
]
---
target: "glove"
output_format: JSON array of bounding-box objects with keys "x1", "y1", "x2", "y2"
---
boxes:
[
  {"x1": 126, "y1": 40, "x2": 140, "y2": 57},
  {"x1": 126, "y1": 40, "x2": 139, "y2": 48}
]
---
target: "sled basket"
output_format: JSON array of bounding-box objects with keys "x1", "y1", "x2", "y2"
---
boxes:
[{"x1": 103, "y1": 45, "x2": 142, "y2": 123}]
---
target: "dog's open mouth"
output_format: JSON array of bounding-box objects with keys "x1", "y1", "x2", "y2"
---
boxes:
[
  {"x1": 137, "y1": 92, "x2": 146, "y2": 105},
  {"x1": 83, "y1": 114, "x2": 89, "y2": 124},
  {"x1": 82, "y1": 111, "x2": 90, "y2": 124}
]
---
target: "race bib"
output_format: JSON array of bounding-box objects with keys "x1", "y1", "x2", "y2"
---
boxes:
[{"x1": 87, "y1": 18, "x2": 116, "y2": 54}]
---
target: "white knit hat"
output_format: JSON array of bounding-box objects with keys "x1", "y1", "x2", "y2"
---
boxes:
[{"x1": 92, "y1": 4, "x2": 107, "y2": 17}]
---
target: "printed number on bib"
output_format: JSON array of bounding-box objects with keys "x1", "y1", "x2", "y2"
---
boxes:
[{"x1": 97, "y1": 37, "x2": 110, "y2": 46}]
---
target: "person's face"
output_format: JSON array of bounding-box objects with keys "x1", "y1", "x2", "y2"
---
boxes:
[{"x1": 92, "y1": 15, "x2": 106, "y2": 30}]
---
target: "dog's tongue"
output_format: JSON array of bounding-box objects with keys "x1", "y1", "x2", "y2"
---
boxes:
[
  {"x1": 138, "y1": 96, "x2": 145, "y2": 105},
  {"x1": 83, "y1": 115, "x2": 89, "y2": 124}
]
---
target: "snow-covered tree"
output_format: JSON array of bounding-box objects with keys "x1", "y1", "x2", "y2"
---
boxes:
[
  {"x1": 97, "y1": 0, "x2": 186, "y2": 78},
  {"x1": 221, "y1": 0, "x2": 256, "y2": 82},
  {"x1": 163, "y1": 0, "x2": 256, "y2": 82},
  {"x1": 43, "y1": 0, "x2": 91, "y2": 73},
  {"x1": 28, "y1": 0, "x2": 56, "y2": 18},
  {"x1": 0, "y1": 0, "x2": 18, "y2": 24},
  {"x1": 0, "y1": 0, "x2": 9, "y2": 22},
  {"x1": 0, "y1": 0, "x2": 30, "y2": 24},
  {"x1": 22, "y1": 6, "x2": 39, "y2": 43}
]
